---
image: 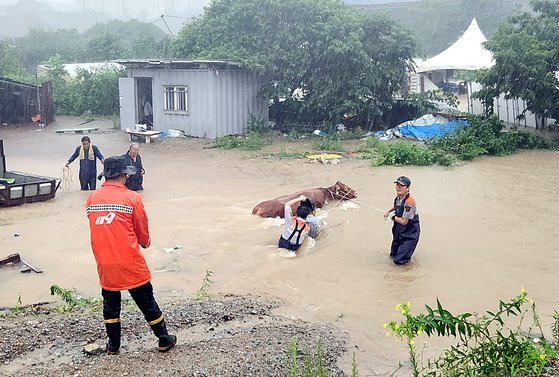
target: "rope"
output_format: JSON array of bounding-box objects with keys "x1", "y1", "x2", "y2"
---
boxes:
[
  {"x1": 322, "y1": 189, "x2": 386, "y2": 217},
  {"x1": 350, "y1": 199, "x2": 385, "y2": 214},
  {"x1": 61, "y1": 166, "x2": 72, "y2": 190},
  {"x1": 322, "y1": 190, "x2": 353, "y2": 216}
]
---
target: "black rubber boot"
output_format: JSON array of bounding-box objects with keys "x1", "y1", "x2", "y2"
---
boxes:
[
  {"x1": 105, "y1": 321, "x2": 121, "y2": 355},
  {"x1": 150, "y1": 318, "x2": 177, "y2": 352}
]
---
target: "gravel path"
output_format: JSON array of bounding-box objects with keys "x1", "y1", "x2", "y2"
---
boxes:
[{"x1": 0, "y1": 295, "x2": 348, "y2": 376}]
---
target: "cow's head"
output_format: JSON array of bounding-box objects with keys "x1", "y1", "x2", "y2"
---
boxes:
[{"x1": 333, "y1": 181, "x2": 357, "y2": 200}]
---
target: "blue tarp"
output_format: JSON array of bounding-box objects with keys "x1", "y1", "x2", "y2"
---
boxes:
[
  {"x1": 398, "y1": 119, "x2": 468, "y2": 140},
  {"x1": 375, "y1": 114, "x2": 469, "y2": 141}
]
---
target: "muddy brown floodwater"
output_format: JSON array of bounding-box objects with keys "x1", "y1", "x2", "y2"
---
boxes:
[{"x1": 1, "y1": 117, "x2": 558, "y2": 375}]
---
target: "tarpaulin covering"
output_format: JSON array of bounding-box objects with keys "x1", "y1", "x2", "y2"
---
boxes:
[{"x1": 376, "y1": 114, "x2": 469, "y2": 141}]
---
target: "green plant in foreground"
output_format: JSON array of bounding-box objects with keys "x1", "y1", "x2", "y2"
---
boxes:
[
  {"x1": 50, "y1": 284, "x2": 100, "y2": 312},
  {"x1": 351, "y1": 352, "x2": 358, "y2": 377},
  {"x1": 385, "y1": 288, "x2": 557, "y2": 377},
  {"x1": 289, "y1": 337, "x2": 334, "y2": 377},
  {"x1": 195, "y1": 270, "x2": 214, "y2": 300},
  {"x1": 11, "y1": 293, "x2": 24, "y2": 315},
  {"x1": 290, "y1": 337, "x2": 298, "y2": 377},
  {"x1": 552, "y1": 310, "x2": 559, "y2": 346}
]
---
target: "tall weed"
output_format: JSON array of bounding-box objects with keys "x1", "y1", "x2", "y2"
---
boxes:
[{"x1": 385, "y1": 289, "x2": 558, "y2": 376}]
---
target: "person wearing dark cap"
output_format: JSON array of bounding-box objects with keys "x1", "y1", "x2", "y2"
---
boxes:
[
  {"x1": 86, "y1": 156, "x2": 176, "y2": 355},
  {"x1": 300, "y1": 198, "x2": 323, "y2": 239},
  {"x1": 384, "y1": 176, "x2": 420, "y2": 265}
]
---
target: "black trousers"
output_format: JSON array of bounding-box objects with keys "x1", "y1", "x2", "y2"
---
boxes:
[
  {"x1": 79, "y1": 172, "x2": 96, "y2": 190},
  {"x1": 102, "y1": 282, "x2": 163, "y2": 324},
  {"x1": 278, "y1": 236, "x2": 300, "y2": 251},
  {"x1": 390, "y1": 238, "x2": 419, "y2": 264}
]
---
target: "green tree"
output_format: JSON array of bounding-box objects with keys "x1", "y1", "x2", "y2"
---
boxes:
[
  {"x1": 45, "y1": 54, "x2": 123, "y2": 116},
  {"x1": 475, "y1": 0, "x2": 559, "y2": 127},
  {"x1": 13, "y1": 28, "x2": 84, "y2": 72},
  {"x1": 0, "y1": 41, "x2": 34, "y2": 83},
  {"x1": 83, "y1": 20, "x2": 170, "y2": 59},
  {"x1": 172, "y1": 0, "x2": 415, "y2": 127},
  {"x1": 84, "y1": 33, "x2": 126, "y2": 61}
]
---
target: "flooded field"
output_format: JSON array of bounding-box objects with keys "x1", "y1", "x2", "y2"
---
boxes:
[{"x1": 1, "y1": 117, "x2": 558, "y2": 375}]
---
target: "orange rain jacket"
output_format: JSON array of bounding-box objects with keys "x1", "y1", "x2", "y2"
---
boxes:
[{"x1": 86, "y1": 181, "x2": 151, "y2": 291}]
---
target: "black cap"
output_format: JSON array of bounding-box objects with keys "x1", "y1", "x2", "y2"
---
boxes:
[
  {"x1": 300, "y1": 198, "x2": 315, "y2": 211},
  {"x1": 394, "y1": 176, "x2": 411, "y2": 187},
  {"x1": 97, "y1": 156, "x2": 137, "y2": 180}
]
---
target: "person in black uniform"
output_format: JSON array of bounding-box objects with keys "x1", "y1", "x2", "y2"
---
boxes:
[
  {"x1": 384, "y1": 176, "x2": 420, "y2": 265},
  {"x1": 66, "y1": 136, "x2": 104, "y2": 190},
  {"x1": 122, "y1": 143, "x2": 145, "y2": 191}
]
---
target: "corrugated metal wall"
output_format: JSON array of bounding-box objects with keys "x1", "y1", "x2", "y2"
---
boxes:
[{"x1": 127, "y1": 68, "x2": 267, "y2": 138}]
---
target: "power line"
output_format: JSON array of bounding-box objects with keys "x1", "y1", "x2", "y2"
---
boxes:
[{"x1": 160, "y1": 15, "x2": 175, "y2": 37}]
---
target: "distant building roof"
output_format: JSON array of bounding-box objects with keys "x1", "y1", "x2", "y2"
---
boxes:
[
  {"x1": 113, "y1": 59, "x2": 247, "y2": 70},
  {"x1": 36, "y1": 62, "x2": 123, "y2": 78}
]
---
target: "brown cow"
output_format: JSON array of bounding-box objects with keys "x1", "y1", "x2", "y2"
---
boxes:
[{"x1": 252, "y1": 181, "x2": 358, "y2": 218}]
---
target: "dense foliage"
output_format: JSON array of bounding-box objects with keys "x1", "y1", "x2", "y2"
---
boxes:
[
  {"x1": 0, "y1": 41, "x2": 34, "y2": 83},
  {"x1": 46, "y1": 55, "x2": 124, "y2": 116},
  {"x1": 172, "y1": 0, "x2": 415, "y2": 128},
  {"x1": 475, "y1": 0, "x2": 559, "y2": 127},
  {"x1": 357, "y1": 115, "x2": 551, "y2": 166}
]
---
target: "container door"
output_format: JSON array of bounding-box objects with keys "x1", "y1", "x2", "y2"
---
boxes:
[{"x1": 119, "y1": 78, "x2": 136, "y2": 130}]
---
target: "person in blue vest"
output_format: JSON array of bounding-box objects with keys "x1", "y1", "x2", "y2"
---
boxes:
[
  {"x1": 278, "y1": 195, "x2": 310, "y2": 252},
  {"x1": 384, "y1": 176, "x2": 420, "y2": 265},
  {"x1": 65, "y1": 136, "x2": 104, "y2": 190},
  {"x1": 300, "y1": 198, "x2": 323, "y2": 239}
]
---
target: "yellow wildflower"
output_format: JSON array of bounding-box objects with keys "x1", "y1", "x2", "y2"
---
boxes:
[
  {"x1": 417, "y1": 329, "x2": 422, "y2": 336},
  {"x1": 383, "y1": 323, "x2": 388, "y2": 329},
  {"x1": 395, "y1": 304, "x2": 402, "y2": 312},
  {"x1": 408, "y1": 339, "x2": 415, "y2": 346},
  {"x1": 540, "y1": 354, "x2": 546, "y2": 361},
  {"x1": 520, "y1": 287, "x2": 527, "y2": 296},
  {"x1": 386, "y1": 332, "x2": 391, "y2": 337}
]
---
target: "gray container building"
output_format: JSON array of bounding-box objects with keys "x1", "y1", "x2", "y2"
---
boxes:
[{"x1": 116, "y1": 59, "x2": 268, "y2": 138}]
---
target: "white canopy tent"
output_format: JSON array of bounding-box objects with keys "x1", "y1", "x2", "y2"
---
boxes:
[{"x1": 414, "y1": 18, "x2": 494, "y2": 73}]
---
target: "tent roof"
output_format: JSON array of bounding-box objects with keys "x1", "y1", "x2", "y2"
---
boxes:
[{"x1": 414, "y1": 18, "x2": 494, "y2": 73}]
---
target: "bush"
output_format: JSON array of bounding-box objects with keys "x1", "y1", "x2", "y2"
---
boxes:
[
  {"x1": 428, "y1": 115, "x2": 551, "y2": 160},
  {"x1": 312, "y1": 136, "x2": 343, "y2": 152},
  {"x1": 356, "y1": 115, "x2": 551, "y2": 166},
  {"x1": 208, "y1": 131, "x2": 264, "y2": 150},
  {"x1": 247, "y1": 113, "x2": 270, "y2": 135},
  {"x1": 375, "y1": 140, "x2": 434, "y2": 166},
  {"x1": 386, "y1": 289, "x2": 559, "y2": 377},
  {"x1": 54, "y1": 66, "x2": 124, "y2": 116}
]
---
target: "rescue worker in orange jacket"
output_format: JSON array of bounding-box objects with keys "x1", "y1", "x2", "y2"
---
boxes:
[
  {"x1": 278, "y1": 195, "x2": 311, "y2": 252},
  {"x1": 384, "y1": 176, "x2": 421, "y2": 265},
  {"x1": 86, "y1": 156, "x2": 176, "y2": 354}
]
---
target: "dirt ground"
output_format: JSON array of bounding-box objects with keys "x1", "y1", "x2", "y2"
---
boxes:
[{"x1": 0, "y1": 295, "x2": 347, "y2": 377}]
